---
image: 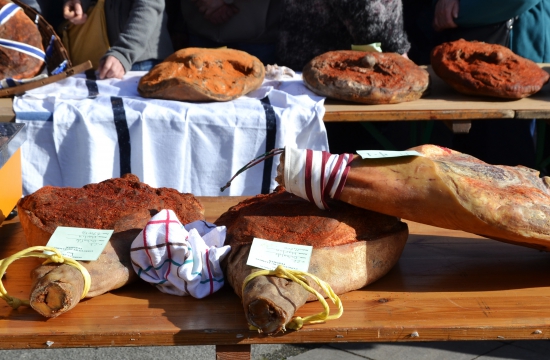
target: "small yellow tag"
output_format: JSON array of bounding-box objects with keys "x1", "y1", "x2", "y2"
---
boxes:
[{"x1": 351, "y1": 43, "x2": 382, "y2": 52}]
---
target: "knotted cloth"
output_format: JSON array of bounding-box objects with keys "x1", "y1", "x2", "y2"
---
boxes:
[
  {"x1": 283, "y1": 147, "x2": 354, "y2": 209},
  {"x1": 130, "y1": 209, "x2": 230, "y2": 298}
]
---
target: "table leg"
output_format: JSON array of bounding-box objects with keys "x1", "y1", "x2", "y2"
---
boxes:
[{"x1": 215, "y1": 344, "x2": 251, "y2": 360}]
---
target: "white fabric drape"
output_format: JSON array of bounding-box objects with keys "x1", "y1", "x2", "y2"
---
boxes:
[{"x1": 14, "y1": 71, "x2": 329, "y2": 196}]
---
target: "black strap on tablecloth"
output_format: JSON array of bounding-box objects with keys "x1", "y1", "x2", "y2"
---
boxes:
[
  {"x1": 260, "y1": 96, "x2": 276, "y2": 194},
  {"x1": 110, "y1": 96, "x2": 132, "y2": 176},
  {"x1": 84, "y1": 69, "x2": 99, "y2": 98}
]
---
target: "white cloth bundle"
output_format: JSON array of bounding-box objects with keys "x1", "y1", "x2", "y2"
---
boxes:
[
  {"x1": 14, "y1": 71, "x2": 329, "y2": 196},
  {"x1": 130, "y1": 209, "x2": 230, "y2": 298}
]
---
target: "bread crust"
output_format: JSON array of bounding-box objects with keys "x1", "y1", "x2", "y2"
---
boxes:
[
  {"x1": 303, "y1": 50, "x2": 429, "y2": 104},
  {"x1": 0, "y1": 0, "x2": 44, "y2": 79},
  {"x1": 138, "y1": 47, "x2": 265, "y2": 102},
  {"x1": 431, "y1": 39, "x2": 549, "y2": 99}
]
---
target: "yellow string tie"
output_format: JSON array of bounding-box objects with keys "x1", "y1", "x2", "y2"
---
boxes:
[
  {"x1": 242, "y1": 265, "x2": 343, "y2": 331},
  {"x1": 0, "y1": 246, "x2": 91, "y2": 310}
]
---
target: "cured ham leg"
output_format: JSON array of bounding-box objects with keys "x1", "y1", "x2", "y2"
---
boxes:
[
  {"x1": 17, "y1": 174, "x2": 205, "y2": 317},
  {"x1": 277, "y1": 145, "x2": 550, "y2": 251},
  {"x1": 216, "y1": 188, "x2": 408, "y2": 335}
]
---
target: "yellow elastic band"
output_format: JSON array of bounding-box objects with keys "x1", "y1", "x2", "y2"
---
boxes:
[
  {"x1": 0, "y1": 246, "x2": 91, "y2": 310},
  {"x1": 242, "y1": 265, "x2": 343, "y2": 332}
]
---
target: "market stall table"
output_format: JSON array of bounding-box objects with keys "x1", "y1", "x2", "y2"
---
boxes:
[
  {"x1": 2, "y1": 196, "x2": 550, "y2": 360},
  {"x1": 324, "y1": 64, "x2": 550, "y2": 133},
  {"x1": 3, "y1": 65, "x2": 550, "y2": 128}
]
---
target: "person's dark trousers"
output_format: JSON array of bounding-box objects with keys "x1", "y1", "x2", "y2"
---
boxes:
[{"x1": 452, "y1": 119, "x2": 536, "y2": 168}]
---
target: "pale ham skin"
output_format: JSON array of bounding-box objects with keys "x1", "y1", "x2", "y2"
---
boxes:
[
  {"x1": 278, "y1": 145, "x2": 550, "y2": 251},
  {"x1": 217, "y1": 189, "x2": 408, "y2": 335}
]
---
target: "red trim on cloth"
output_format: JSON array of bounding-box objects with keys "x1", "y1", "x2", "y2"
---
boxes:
[
  {"x1": 320, "y1": 151, "x2": 330, "y2": 209},
  {"x1": 333, "y1": 154, "x2": 354, "y2": 200},
  {"x1": 147, "y1": 219, "x2": 180, "y2": 225},
  {"x1": 324, "y1": 153, "x2": 346, "y2": 204}
]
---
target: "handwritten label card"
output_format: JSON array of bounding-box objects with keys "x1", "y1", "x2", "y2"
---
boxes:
[
  {"x1": 45, "y1": 227, "x2": 114, "y2": 261},
  {"x1": 357, "y1": 150, "x2": 423, "y2": 159},
  {"x1": 246, "y1": 238, "x2": 313, "y2": 272}
]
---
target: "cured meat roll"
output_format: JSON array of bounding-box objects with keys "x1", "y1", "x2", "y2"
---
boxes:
[
  {"x1": 276, "y1": 145, "x2": 550, "y2": 251},
  {"x1": 216, "y1": 187, "x2": 408, "y2": 335},
  {"x1": 17, "y1": 174, "x2": 205, "y2": 317}
]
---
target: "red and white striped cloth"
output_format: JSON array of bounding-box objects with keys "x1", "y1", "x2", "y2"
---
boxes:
[
  {"x1": 283, "y1": 147, "x2": 354, "y2": 209},
  {"x1": 130, "y1": 209, "x2": 230, "y2": 298}
]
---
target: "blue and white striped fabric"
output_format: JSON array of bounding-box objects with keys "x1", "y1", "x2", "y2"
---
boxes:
[
  {"x1": 0, "y1": 38, "x2": 45, "y2": 62},
  {"x1": 0, "y1": 2, "x2": 49, "y2": 90},
  {"x1": 14, "y1": 70, "x2": 329, "y2": 196},
  {"x1": 0, "y1": 2, "x2": 20, "y2": 25},
  {"x1": 0, "y1": 3, "x2": 45, "y2": 62},
  {"x1": 0, "y1": 73, "x2": 47, "y2": 89}
]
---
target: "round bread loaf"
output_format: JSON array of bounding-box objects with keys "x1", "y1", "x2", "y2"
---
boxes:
[
  {"x1": 431, "y1": 39, "x2": 549, "y2": 99},
  {"x1": 138, "y1": 47, "x2": 265, "y2": 102},
  {"x1": 302, "y1": 50, "x2": 430, "y2": 104},
  {"x1": 216, "y1": 187, "x2": 408, "y2": 334},
  {"x1": 0, "y1": 0, "x2": 44, "y2": 79}
]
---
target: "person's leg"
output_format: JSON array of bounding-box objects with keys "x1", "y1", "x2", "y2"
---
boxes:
[{"x1": 453, "y1": 119, "x2": 536, "y2": 167}]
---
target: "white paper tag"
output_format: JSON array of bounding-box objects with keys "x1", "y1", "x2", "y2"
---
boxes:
[
  {"x1": 357, "y1": 150, "x2": 423, "y2": 159},
  {"x1": 246, "y1": 238, "x2": 313, "y2": 272},
  {"x1": 45, "y1": 227, "x2": 114, "y2": 261}
]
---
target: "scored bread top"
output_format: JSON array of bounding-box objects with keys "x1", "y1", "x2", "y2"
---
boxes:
[
  {"x1": 215, "y1": 186, "x2": 405, "y2": 248},
  {"x1": 18, "y1": 174, "x2": 205, "y2": 234}
]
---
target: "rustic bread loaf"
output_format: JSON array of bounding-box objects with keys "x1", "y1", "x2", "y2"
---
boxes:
[
  {"x1": 0, "y1": 0, "x2": 44, "y2": 79},
  {"x1": 216, "y1": 187, "x2": 408, "y2": 334},
  {"x1": 17, "y1": 174, "x2": 205, "y2": 317},
  {"x1": 431, "y1": 39, "x2": 549, "y2": 99},
  {"x1": 138, "y1": 47, "x2": 265, "y2": 102},
  {"x1": 302, "y1": 50, "x2": 429, "y2": 104}
]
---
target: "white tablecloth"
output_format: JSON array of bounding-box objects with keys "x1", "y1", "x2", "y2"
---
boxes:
[{"x1": 14, "y1": 71, "x2": 328, "y2": 196}]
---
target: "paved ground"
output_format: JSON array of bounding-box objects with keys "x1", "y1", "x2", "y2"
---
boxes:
[{"x1": 1, "y1": 340, "x2": 549, "y2": 360}]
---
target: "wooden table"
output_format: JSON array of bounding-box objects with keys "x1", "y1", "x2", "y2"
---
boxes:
[
  {"x1": 324, "y1": 64, "x2": 550, "y2": 133},
  {"x1": 2, "y1": 196, "x2": 550, "y2": 359},
  {"x1": 3, "y1": 65, "x2": 550, "y2": 130}
]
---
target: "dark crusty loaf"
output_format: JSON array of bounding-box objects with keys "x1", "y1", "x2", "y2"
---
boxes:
[
  {"x1": 0, "y1": 0, "x2": 44, "y2": 80},
  {"x1": 138, "y1": 47, "x2": 265, "y2": 102},
  {"x1": 302, "y1": 50, "x2": 430, "y2": 104},
  {"x1": 431, "y1": 39, "x2": 549, "y2": 99},
  {"x1": 18, "y1": 173, "x2": 204, "y2": 245}
]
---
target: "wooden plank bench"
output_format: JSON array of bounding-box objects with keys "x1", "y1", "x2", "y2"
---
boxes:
[{"x1": 2, "y1": 196, "x2": 550, "y2": 359}]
